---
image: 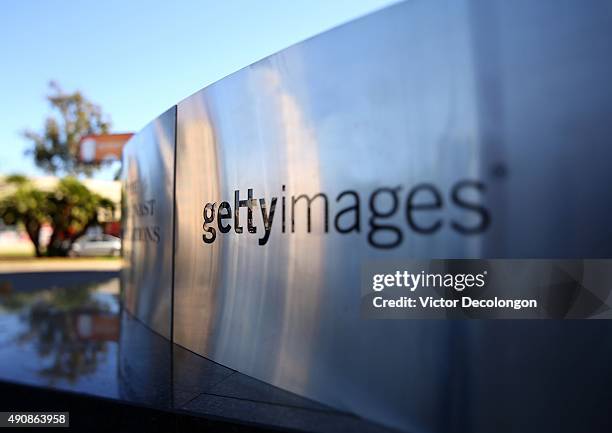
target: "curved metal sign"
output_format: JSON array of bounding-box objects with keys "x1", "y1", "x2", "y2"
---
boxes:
[{"x1": 123, "y1": 1, "x2": 612, "y2": 431}]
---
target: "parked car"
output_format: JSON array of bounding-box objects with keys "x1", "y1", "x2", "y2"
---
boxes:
[{"x1": 68, "y1": 234, "x2": 121, "y2": 257}]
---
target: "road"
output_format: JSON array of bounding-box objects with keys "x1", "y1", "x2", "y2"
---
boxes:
[{"x1": 0, "y1": 258, "x2": 123, "y2": 274}]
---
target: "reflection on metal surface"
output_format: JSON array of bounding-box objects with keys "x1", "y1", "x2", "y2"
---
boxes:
[
  {"x1": 0, "y1": 274, "x2": 120, "y2": 395},
  {"x1": 121, "y1": 107, "x2": 176, "y2": 339},
  {"x1": 168, "y1": 1, "x2": 612, "y2": 431}
]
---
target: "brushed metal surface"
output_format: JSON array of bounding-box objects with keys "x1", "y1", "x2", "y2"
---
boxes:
[
  {"x1": 168, "y1": 1, "x2": 612, "y2": 431},
  {"x1": 121, "y1": 107, "x2": 175, "y2": 339}
]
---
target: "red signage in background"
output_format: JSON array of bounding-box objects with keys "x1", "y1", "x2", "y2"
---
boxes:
[{"x1": 79, "y1": 133, "x2": 133, "y2": 163}]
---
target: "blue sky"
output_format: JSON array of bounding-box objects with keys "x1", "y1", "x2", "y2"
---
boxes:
[{"x1": 0, "y1": 0, "x2": 397, "y2": 179}]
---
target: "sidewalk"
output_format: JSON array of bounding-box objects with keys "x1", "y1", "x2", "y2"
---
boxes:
[{"x1": 0, "y1": 258, "x2": 123, "y2": 273}]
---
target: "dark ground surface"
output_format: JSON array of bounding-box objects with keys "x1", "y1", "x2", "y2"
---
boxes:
[{"x1": 0, "y1": 380, "x2": 278, "y2": 433}]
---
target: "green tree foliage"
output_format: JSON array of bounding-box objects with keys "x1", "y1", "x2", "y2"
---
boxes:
[
  {"x1": 23, "y1": 82, "x2": 111, "y2": 177},
  {"x1": 0, "y1": 177, "x2": 49, "y2": 256},
  {"x1": 0, "y1": 176, "x2": 114, "y2": 257},
  {"x1": 46, "y1": 178, "x2": 115, "y2": 256}
]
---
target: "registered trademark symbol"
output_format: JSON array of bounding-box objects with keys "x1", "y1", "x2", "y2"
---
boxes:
[{"x1": 490, "y1": 162, "x2": 508, "y2": 179}]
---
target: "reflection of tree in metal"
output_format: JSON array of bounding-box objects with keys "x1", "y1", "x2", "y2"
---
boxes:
[{"x1": 0, "y1": 284, "x2": 118, "y2": 383}]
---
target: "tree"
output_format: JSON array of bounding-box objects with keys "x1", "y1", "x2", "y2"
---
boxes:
[
  {"x1": 0, "y1": 176, "x2": 114, "y2": 257},
  {"x1": 45, "y1": 177, "x2": 115, "y2": 256},
  {"x1": 0, "y1": 176, "x2": 48, "y2": 256},
  {"x1": 23, "y1": 82, "x2": 112, "y2": 177}
]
